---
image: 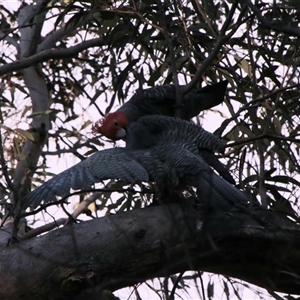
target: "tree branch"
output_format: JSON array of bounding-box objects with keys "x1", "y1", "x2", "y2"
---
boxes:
[
  {"x1": 21, "y1": 217, "x2": 66, "y2": 240},
  {"x1": 0, "y1": 38, "x2": 106, "y2": 76},
  {"x1": 37, "y1": 11, "x2": 101, "y2": 52},
  {"x1": 1, "y1": 199, "x2": 300, "y2": 300},
  {"x1": 21, "y1": 187, "x2": 153, "y2": 218},
  {"x1": 226, "y1": 132, "x2": 300, "y2": 148}
]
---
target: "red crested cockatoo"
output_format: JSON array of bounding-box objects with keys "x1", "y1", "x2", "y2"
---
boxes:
[
  {"x1": 94, "y1": 81, "x2": 234, "y2": 184},
  {"x1": 23, "y1": 115, "x2": 248, "y2": 211},
  {"x1": 96, "y1": 81, "x2": 228, "y2": 140}
]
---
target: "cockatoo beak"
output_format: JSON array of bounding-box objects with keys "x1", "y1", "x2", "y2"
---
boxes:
[{"x1": 115, "y1": 128, "x2": 127, "y2": 139}]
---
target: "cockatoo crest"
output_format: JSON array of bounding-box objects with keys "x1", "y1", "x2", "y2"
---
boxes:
[{"x1": 93, "y1": 111, "x2": 129, "y2": 140}]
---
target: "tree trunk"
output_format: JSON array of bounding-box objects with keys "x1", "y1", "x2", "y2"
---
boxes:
[{"x1": 0, "y1": 198, "x2": 299, "y2": 300}]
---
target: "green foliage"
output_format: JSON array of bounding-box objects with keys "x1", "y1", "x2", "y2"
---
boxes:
[{"x1": 1, "y1": 0, "x2": 300, "y2": 298}]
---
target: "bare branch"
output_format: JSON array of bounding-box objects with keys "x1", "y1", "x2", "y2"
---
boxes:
[
  {"x1": 66, "y1": 192, "x2": 103, "y2": 224},
  {"x1": 0, "y1": 37, "x2": 106, "y2": 76},
  {"x1": 226, "y1": 133, "x2": 300, "y2": 148},
  {"x1": 21, "y1": 187, "x2": 153, "y2": 218},
  {"x1": 38, "y1": 11, "x2": 101, "y2": 51},
  {"x1": 21, "y1": 218, "x2": 66, "y2": 240},
  {"x1": 1, "y1": 200, "x2": 300, "y2": 299}
]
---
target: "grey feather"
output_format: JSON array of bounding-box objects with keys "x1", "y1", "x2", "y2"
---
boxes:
[
  {"x1": 22, "y1": 115, "x2": 247, "y2": 210},
  {"x1": 22, "y1": 148, "x2": 149, "y2": 208},
  {"x1": 133, "y1": 115, "x2": 225, "y2": 153},
  {"x1": 119, "y1": 81, "x2": 228, "y2": 121}
]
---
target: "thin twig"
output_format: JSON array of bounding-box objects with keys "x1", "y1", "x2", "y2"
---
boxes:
[
  {"x1": 21, "y1": 217, "x2": 67, "y2": 240},
  {"x1": 169, "y1": 272, "x2": 184, "y2": 300},
  {"x1": 226, "y1": 133, "x2": 300, "y2": 148},
  {"x1": 0, "y1": 127, "x2": 14, "y2": 192},
  {"x1": 198, "y1": 271, "x2": 206, "y2": 300},
  {"x1": 184, "y1": 0, "x2": 241, "y2": 92},
  {"x1": 21, "y1": 187, "x2": 154, "y2": 217},
  {"x1": 215, "y1": 82, "x2": 300, "y2": 137}
]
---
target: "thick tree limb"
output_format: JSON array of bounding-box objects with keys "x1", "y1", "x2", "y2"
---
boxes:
[
  {"x1": 12, "y1": 4, "x2": 51, "y2": 207},
  {"x1": 0, "y1": 199, "x2": 300, "y2": 300},
  {"x1": 8, "y1": 4, "x2": 52, "y2": 239}
]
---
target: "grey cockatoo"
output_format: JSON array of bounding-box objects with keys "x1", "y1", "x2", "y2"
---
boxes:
[
  {"x1": 22, "y1": 115, "x2": 248, "y2": 210},
  {"x1": 96, "y1": 81, "x2": 228, "y2": 140},
  {"x1": 94, "y1": 81, "x2": 234, "y2": 184}
]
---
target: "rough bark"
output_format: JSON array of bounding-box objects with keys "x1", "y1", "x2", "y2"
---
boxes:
[
  {"x1": 0, "y1": 199, "x2": 299, "y2": 300},
  {"x1": 13, "y1": 4, "x2": 50, "y2": 202}
]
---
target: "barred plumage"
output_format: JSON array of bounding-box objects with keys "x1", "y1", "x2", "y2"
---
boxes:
[
  {"x1": 95, "y1": 81, "x2": 228, "y2": 140},
  {"x1": 22, "y1": 116, "x2": 248, "y2": 210},
  {"x1": 119, "y1": 81, "x2": 228, "y2": 121}
]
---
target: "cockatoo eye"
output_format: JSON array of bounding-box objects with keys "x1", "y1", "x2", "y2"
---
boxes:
[{"x1": 113, "y1": 120, "x2": 119, "y2": 126}]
